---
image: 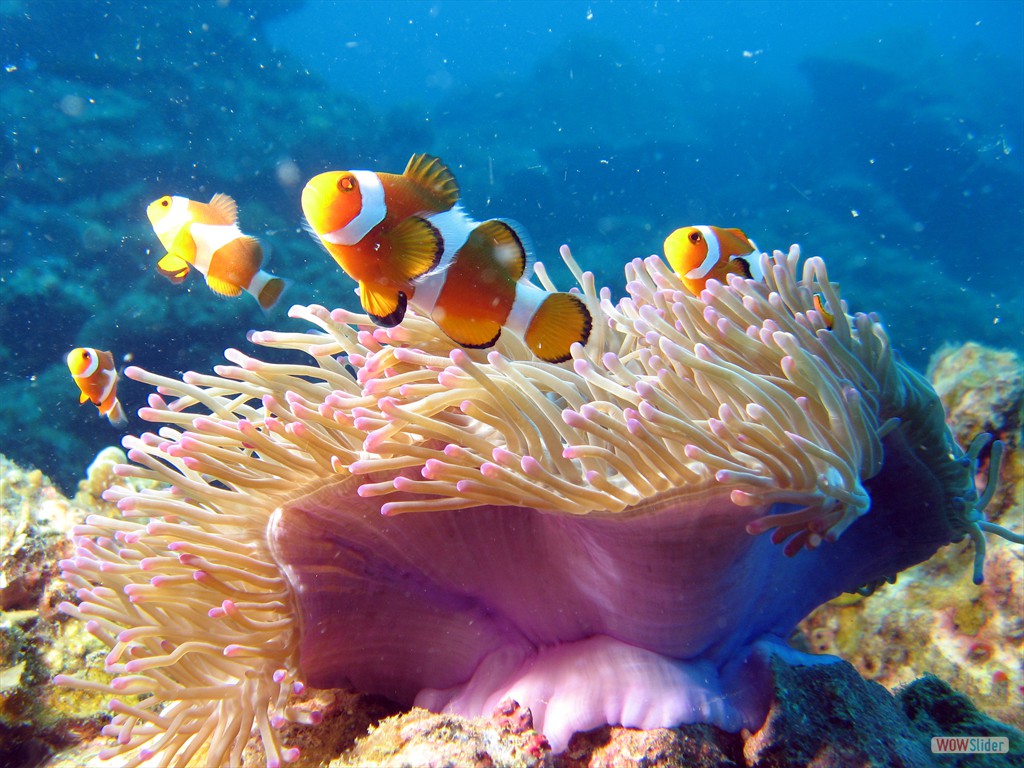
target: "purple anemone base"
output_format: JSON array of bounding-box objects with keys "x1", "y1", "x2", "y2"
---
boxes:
[{"x1": 269, "y1": 429, "x2": 957, "y2": 751}]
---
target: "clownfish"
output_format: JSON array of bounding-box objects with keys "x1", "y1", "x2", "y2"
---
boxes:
[
  {"x1": 301, "y1": 153, "x2": 458, "y2": 325},
  {"x1": 302, "y1": 154, "x2": 591, "y2": 363},
  {"x1": 146, "y1": 193, "x2": 287, "y2": 311},
  {"x1": 67, "y1": 347, "x2": 127, "y2": 427},
  {"x1": 663, "y1": 225, "x2": 764, "y2": 296}
]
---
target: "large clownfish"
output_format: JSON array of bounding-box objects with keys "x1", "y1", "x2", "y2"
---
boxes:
[
  {"x1": 302, "y1": 154, "x2": 592, "y2": 363},
  {"x1": 67, "y1": 347, "x2": 127, "y2": 427},
  {"x1": 663, "y1": 225, "x2": 764, "y2": 296},
  {"x1": 146, "y1": 193, "x2": 287, "y2": 311},
  {"x1": 301, "y1": 153, "x2": 458, "y2": 324}
]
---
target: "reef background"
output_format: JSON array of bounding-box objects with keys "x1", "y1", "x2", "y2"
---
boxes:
[{"x1": 0, "y1": 0, "x2": 1021, "y2": 494}]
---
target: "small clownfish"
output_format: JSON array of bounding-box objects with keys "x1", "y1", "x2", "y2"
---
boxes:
[
  {"x1": 302, "y1": 154, "x2": 592, "y2": 363},
  {"x1": 812, "y1": 293, "x2": 836, "y2": 330},
  {"x1": 67, "y1": 347, "x2": 127, "y2": 427},
  {"x1": 663, "y1": 225, "x2": 764, "y2": 296},
  {"x1": 146, "y1": 193, "x2": 288, "y2": 311}
]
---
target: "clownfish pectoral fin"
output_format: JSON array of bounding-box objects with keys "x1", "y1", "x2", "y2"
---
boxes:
[
  {"x1": 386, "y1": 216, "x2": 443, "y2": 281},
  {"x1": 206, "y1": 275, "x2": 243, "y2": 298},
  {"x1": 726, "y1": 255, "x2": 754, "y2": 280},
  {"x1": 404, "y1": 154, "x2": 460, "y2": 211},
  {"x1": 433, "y1": 308, "x2": 502, "y2": 350},
  {"x1": 524, "y1": 293, "x2": 593, "y2": 363},
  {"x1": 360, "y1": 284, "x2": 408, "y2": 327},
  {"x1": 156, "y1": 253, "x2": 191, "y2": 284},
  {"x1": 207, "y1": 193, "x2": 238, "y2": 225}
]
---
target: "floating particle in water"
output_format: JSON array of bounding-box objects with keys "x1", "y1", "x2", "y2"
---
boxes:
[
  {"x1": 276, "y1": 159, "x2": 301, "y2": 188},
  {"x1": 59, "y1": 94, "x2": 85, "y2": 117}
]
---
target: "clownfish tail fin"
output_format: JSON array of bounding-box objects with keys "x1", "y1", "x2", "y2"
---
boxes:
[
  {"x1": 404, "y1": 154, "x2": 460, "y2": 211},
  {"x1": 256, "y1": 276, "x2": 288, "y2": 313},
  {"x1": 107, "y1": 398, "x2": 128, "y2": 428},
  {"x1": 524, "y1": 292, "x2": 593, "y2": 363}
]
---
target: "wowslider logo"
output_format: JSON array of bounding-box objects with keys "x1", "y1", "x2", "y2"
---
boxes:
[{"x1": 931, "y1": 736, "x2": 1010, "y2": 754}]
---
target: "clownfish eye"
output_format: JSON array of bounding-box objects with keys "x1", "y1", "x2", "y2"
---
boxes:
[
  {"x1": 688, "y1": 231, "x2": 703, "y2": 244},
  {"x1": 338, "y1": 175, "x2": 356, "y2": 192},
  {"x1": 160, "y1": 198, "x2": 170, "y2": 207}
]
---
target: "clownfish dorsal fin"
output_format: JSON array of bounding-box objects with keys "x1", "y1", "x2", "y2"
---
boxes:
[
  {"x1": 361, "y1": 284, "x2": 408, "y2": 327},
  {"x1": 208, "y1": 193, "x2": 238, "y2": 225},
  {"x1": 404, "y1": 154, "x2": 460, "y2": 211},
  {"x1": 236, "y1": 234, "x2": 263, "y2": 260},
  {"x1": 720, "y1": 227, "x2": 756, "y2": 256},
  {"x1": 524, "y1": 293, "x2": 593, "y2": 363},
  {"x1": 386, "y1": 216, "x2": 443, "y2": 281},
  {"x1": 473, "y1": 219, "x2": 529, "y2": 281}
]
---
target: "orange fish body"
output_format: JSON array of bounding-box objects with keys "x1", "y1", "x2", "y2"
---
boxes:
[
  {"x1": 301, "y1": 154, "x2": 458, "y2": 325},
  {"x1": 414, "y1": 217, "x2": 592, "y2": 360},
  {"x1": 302, "y1": 154, "x2": 591, "y2": 363},
  {"x1": 146, "y1": 193, "x2": 287, "y2": 310},
  {"x1": 67, "y1": 347, "x2": 127, "y2": 427},
  {"x1": 663, "y1": 225, "x2": 763, "y2": 295}
]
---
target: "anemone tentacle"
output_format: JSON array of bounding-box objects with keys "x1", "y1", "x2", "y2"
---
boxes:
[{"x1": 57, "y1": 244, "x2": 1015, "y2": 766}]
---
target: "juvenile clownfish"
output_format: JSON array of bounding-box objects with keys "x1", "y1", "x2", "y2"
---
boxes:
[
  {"x1": 67, "y1": 347, "x2": 127, "y2": 427},
  {"x1": 812, "y1": 293, "x2": 836, "y2": 330},
  {"x1": 146, "y1": 193, "x2": 287, "y2": 311},
  {"x1": 663, "y1": 225, "x2": 764, "y2": 296},
  {"x1": 302, "y1": 154, "x2": 591, "y2": 363}
]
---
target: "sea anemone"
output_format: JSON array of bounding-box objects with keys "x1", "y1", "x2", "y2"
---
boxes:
[{"x1": 56, "y1": 244, "x2": 1017, "y2": 766}]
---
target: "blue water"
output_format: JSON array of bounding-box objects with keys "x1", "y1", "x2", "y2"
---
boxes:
[
  {"x1": 268, "y1": 1, "x2": 1023, "y2": 107},
  {"x1": 0, "y1": 0, "x2": 1021, "y2": 492}
]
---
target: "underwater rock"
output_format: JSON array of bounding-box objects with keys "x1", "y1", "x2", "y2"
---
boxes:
[
  {"x1": 306, "y1": 655, "x2": 1024, "y2": 768},
  {"x1": 329, "y1": 700, "x2": 551, "y2": 768},
  {"x1": 0, "y1": 449, "x2": 158, "y2": 768},
  {"x1": 0, "y1": 454, "x2": 97, "y2": 768}
]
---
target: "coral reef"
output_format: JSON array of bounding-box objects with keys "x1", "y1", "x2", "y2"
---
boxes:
[
  {"x1": 0, "y1": 450, "x2": 124, "y2": 768},
  {"x1": 301, "y1": 659, "x2": 1024, "y2": 768},
  {"x1": 799, "y1": 342, "x2": 1023, "y2": 730},
  {"x1": 1, "y1": 4, "x2": 1021, "y2": 764}
]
